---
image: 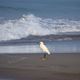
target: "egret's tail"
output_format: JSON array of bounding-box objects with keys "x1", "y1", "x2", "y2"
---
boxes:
[{"x1": 47, "y1": 50, "x2": 50, "y2": 55}]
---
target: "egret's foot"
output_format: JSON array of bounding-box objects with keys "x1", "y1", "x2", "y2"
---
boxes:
[{"x1": 42, "y1": 57, "x2": 48, "y2": 61}]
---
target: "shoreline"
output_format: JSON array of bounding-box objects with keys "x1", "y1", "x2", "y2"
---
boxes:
[{"x1": 0, "y1": 53, "x2": 80, "y2": 80}]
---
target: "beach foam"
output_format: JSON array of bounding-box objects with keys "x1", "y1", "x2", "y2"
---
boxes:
[{"x1": 0, "y1": 14, "x2": 80, "y2": 41}]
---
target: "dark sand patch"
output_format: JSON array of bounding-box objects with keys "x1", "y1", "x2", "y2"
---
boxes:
[{"x1": 0, "y1": 53, "x2": 80, "y2": 80}]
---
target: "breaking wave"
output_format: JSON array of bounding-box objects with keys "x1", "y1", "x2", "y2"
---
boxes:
[{"x1": 0, "y1": 14, "x2": 80, "y2": 41}]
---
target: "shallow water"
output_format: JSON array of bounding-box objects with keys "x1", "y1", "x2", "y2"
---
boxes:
[{"x1": 0, "y1": 40, "x2": 80, "y2": 53}]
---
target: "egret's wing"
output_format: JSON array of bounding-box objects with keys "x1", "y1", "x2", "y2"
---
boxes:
[
  {"x1": 40, "y1": 44, "x2": 50, "y2": 54},
  {"x1": 43, "y1": 45, "x2": 50, "y2": 55}
]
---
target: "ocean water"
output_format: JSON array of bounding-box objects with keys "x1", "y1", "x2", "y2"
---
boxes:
[{"x1": 0, "y1": 0, "x2": 80, "y2": 53}]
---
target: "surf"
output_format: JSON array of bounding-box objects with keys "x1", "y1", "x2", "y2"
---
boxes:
[{"x1": 0, "y1": 14, "x2": 80, "y2": 41}]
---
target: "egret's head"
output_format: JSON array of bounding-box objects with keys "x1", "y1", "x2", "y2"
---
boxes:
[{"x1": 40, "y1": 41, "x2": 44, "y2": 44}]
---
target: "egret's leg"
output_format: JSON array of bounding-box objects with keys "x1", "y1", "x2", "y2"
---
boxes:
[
  {"x1": 42, "y1": 53, "x2": 48, "y2": 60},
  {"x1": 43, "y1": 53, "x2": 47, "y2": 58}
]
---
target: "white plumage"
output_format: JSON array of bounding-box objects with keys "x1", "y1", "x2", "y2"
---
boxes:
[{"x1": 40, "y1": 41, "x2": 50, "y2": 55}]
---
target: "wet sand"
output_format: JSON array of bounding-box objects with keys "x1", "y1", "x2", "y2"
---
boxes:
[{"x1": 0, "y1": 53, "x2": 80, "y2": 80}]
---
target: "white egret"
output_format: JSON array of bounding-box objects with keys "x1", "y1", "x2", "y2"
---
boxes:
[{"x1": 40, "y1": 41, "x2": 50, "y2": 60}]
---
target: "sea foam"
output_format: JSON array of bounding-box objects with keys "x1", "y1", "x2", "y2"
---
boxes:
[{"x1": 0, "y1": 14, "x2": 80, "y2": 41}]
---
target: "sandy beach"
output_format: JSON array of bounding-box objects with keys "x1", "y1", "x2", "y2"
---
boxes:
[{"x1": 0, "y1": 53, "x2": 80, "y2": 80}]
